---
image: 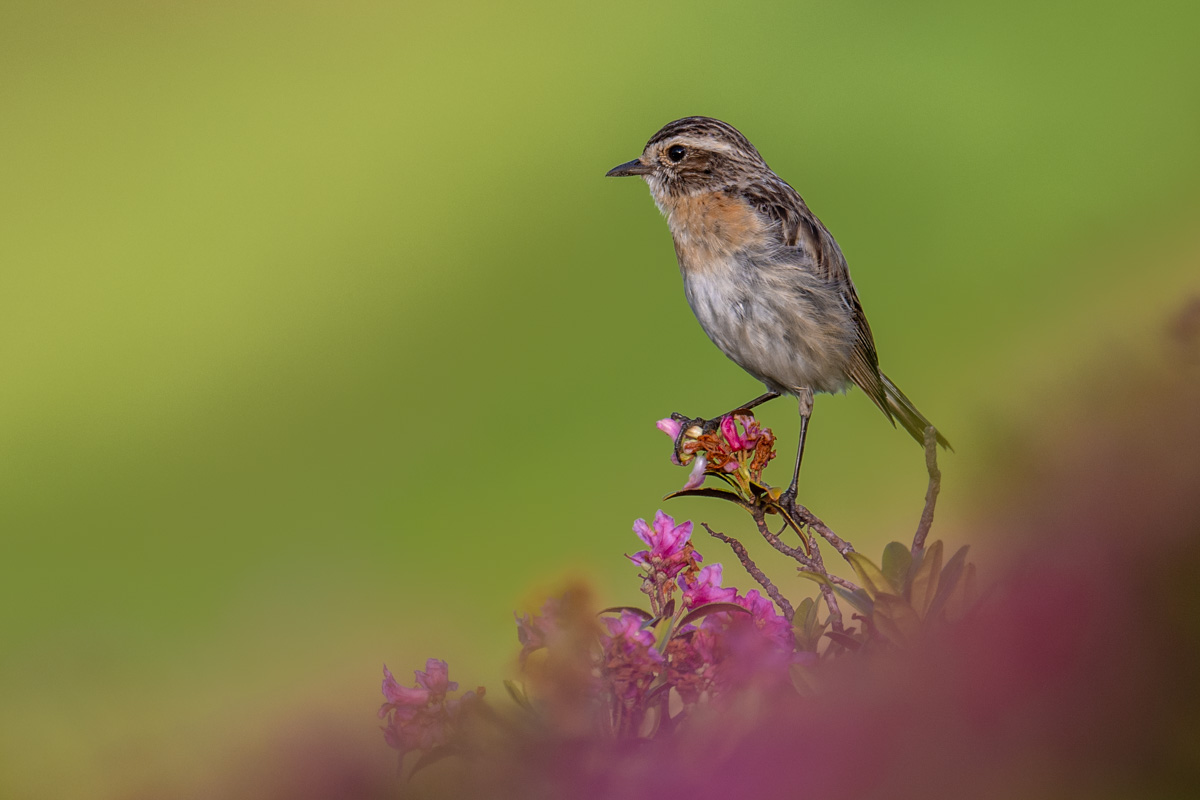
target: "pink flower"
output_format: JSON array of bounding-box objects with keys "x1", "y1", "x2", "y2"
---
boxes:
[
  {"x1": 414, "y1": 658, "x2": 458, "y2": 694},
  {"x1": 681, "y1": 454, "x2": 708, "y2": 489},
  {"x1": 379, "y1": 659, "x2": 482, "y2": 760},
  {"x1": 600, "y1": 610, "x2": 665, "y2": 710},
  {"x1": 515, "y1": 598, "x2": 561, "y2": 665},
  {"x1": 601, "y1": 610, "x2": 658, "y2": 651},
  {"x1": 736, "y1": 590, "x2": 794, "y2": 649},
  {"x1": 720, "y1": 415, "x2": 749, "y2": 450},
  {"x1": 720, "y1": 413, "x2": 765, "y2": 452},
  {"x1": 380, "y1": 664, "x2": 430, "y2": 713},
  {"x1": 678, "y1": 564, "x2": 738, "y2": 609},
  {"x1": 629, "y1": 511, "x2": 701, "y2": 579},
  {"x1": 665, "y1": 626, "x2": 724, "y2": 704},
  {"x1": 656, "y1": 417, "x2": 683, "y2": 439}
]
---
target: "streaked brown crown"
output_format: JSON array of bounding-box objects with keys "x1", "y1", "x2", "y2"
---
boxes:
[
  {"x1": 638, "y1": 117, "x2": 771, "y2": 197},
  {"x1": 645, "y1": 117, "x2": 762, "y2": 157}
]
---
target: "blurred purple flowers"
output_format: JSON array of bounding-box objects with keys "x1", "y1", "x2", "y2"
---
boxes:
[
  {"x1": 378, "y1": 659, "x2": 481, "y2": 761},
  {"x1": 378, "y1": 414, "x2": 815, "y2": 784},
  {"x1": 383, "y1": 504, "x2": 797, "y2": 766},
  {"x1": 367, "y1": 333, "x2": 1200, "y2": 799}
]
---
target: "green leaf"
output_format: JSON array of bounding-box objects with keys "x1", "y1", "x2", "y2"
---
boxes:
[
  {"x1": 872, "y1": 593, "x2": 922, "y2": 646},
  {"x1": 847, "y1": 552, "x2": 897, "y2": 598},
  {"x1": 598, "y1": 606, "x2": 653, "y2": 620},
  {"x1": 663, "y1": 487, "x2": 744, "y2": 504},
  {"x1": 792, "y1": 596, "x2": 826, "y2": 651},
  {"x1": 909, "y1": 540, "x2": 944, "y2": 618},
  {"x1": 805, "y1": 594, "x2": 821, "y2": 631},
  {"x1": 792, "y1": 597, "x2": 815, "y2": 634},
  {"x1": 834, "y1": 585, "x2": 874, "y2": 616},
  {"x1": 678, "y1": 601, "x2": 749, "y2": 629},
  {"x1": 797, "y1": 570, "x2": 832, "y2": 588},
  {"x1": 661, "y1": 597, "x2": 676, "y2": 622},
  {"x1": 503, "y1": 680, "x2": 533, "y2": 712},
  {"x1": 927, "y1": 545, "x2": 970, "y2": 621},
  {"x1": 881, "y1": 541, "x2": 913, "y2": 592},
  {"x1": 653, "y1": 613, "x2": 678, "y2": 653}
]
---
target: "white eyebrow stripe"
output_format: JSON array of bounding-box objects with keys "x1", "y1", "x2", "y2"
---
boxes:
[{"x1": 666, "y1": 136, "x2": 739, "y2": 155}]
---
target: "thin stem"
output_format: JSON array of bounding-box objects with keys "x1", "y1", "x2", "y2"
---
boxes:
[
  {"x1": 749, "y1": 507, "x2": 848, "y2": 632},
  {"x1": 785, "y1": 500, "x2": 854, "y2": 558},
  {"x1": 701, "y1": 522, "x2": 794, "y2": 622},
  {"x1": 750, "y1": 508, "x2": 815, "y2": 566},
  {"x1": 825, "y1": 573, "x2": 859, "y2": 592},
  {"x1": 911, "y1": 425, "x2": 942, "y2": 557},
  {"x1": 795, "y1": 511, "x2": 846, "y2": 633}
]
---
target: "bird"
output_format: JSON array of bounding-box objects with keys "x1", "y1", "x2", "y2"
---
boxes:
[{"x1": 606, "y1": 116, "x2": 949, "y2": 501}]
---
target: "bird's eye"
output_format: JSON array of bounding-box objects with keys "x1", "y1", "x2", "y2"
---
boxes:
[{"x1": 667, "y1": 145, "x2": 686, "y2": 163}]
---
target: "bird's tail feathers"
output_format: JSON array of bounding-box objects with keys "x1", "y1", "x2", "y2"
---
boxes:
[{"x1": 880, "y1": 372, "x2": 952, "y2": 450}]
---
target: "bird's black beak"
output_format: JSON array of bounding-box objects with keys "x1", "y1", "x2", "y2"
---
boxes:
[{"x1": 605, "y1": 158, "x2": 653, "y2": 177}]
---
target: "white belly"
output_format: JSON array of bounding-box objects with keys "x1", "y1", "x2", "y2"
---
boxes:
[{"x1": 681, "y1": 257, "x2": 855, "y2": 396}]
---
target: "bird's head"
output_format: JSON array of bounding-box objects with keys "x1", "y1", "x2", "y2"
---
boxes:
[{"x1": 605, "y1": 116, "x2": 769, "y2": 206}]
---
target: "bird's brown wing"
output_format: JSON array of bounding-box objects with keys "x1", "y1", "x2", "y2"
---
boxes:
[{"x1": 739, "y1": 180, "x2": 892, "y2": 418}]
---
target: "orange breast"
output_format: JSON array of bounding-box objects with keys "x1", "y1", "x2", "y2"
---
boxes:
[{"x1": 667, "y1": 192, "x2": 767, "y2": 271}]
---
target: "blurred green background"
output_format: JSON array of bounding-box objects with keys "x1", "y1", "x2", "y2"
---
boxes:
[{"x1": 2, "y1": 1, "x2": 1198, "y2": 796}]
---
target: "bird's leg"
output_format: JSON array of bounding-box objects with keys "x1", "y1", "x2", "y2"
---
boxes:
[
  {"x1": 706, "y1": 390, "x2": 781, "y2": 432},
  {"x1": 782, "y1": 388, "x2": 814, "y2": 504}
]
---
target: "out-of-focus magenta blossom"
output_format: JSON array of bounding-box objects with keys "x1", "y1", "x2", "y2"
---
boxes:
[
  {"x1": 601, "y1": 610, "x2": 659, "y2": 652},
  {"x1": 413, "y1": 658, "x2": 457, "y2": 693},
  {"x1": 656, "y1": 417, "x2": 682, "y2": 439},
  {"x1": 600, "y1": 610, "x2": 665, "y2": 731},
  {"x1": 678, "y1": 564, "x2": 738, "y2": 608},
  {"x1": 515, "y1": 597, "x2": 561, "y2": 665},
  {"x1": 629, "y1": 510, "x2": 700, "y2": 580},
  {"x1": 380, "y1": 664, "x2": 430, "y2": 709},
  {"x1": 737, "y1": 589, "x2": 794, "y2": 649},
  {"x1": 379, "y1": 659, "x2": 481, "y2": 760},
  {"x1": 664, "y1": 626, "x2": 721, "y2": 704}
]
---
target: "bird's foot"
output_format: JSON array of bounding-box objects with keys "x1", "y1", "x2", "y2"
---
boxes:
[
  {"x1": 665, "y1": 412, "x2": 726, "y2": 460},
  {"x1": 779, "y1": 484, "x2": 799, "y2": 510}
]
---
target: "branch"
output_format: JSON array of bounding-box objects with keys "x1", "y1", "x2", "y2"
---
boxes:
[
  {"x1": 781, "y1": 500, "x2": 854, "y2": 558},
  {"x1": 911, "y1": 425, "x2": 942, "y2": 557},
  {"x1": 749, "y1": 506, "x2": 848, "y2": 633},
  {"x1": 797, "y1": 566, "x2": 860, "y2": 594},
  {"x1": 750, "y1": 508, "x2": 815, "y2": 566},
  {"x1": 794, "y1": 511, "x2": 846, "y2": 633},
  {"x1": 701, "y1": 523, "x2": 794, "y2": 622}
]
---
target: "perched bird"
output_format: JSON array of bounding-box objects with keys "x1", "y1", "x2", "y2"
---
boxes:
[{"x1": 606, "y1": 116, "x2": 949, "y2": 500}]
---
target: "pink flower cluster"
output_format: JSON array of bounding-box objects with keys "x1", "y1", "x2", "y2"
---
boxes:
[
  {"x1": 657, "y1": 412, "x2": 776, "y2": 492},
  {"x1": 617, "y1": 511, "x2": 793, "y2": 715},
  {"x1": 599, "y1": 609, "x2": 666, "y2": 733},
  {"x1": 380, "y1": 510, "x2": 795, "y2": 763},
  {"x1": 378, "y1": 659, "x2": 481, "y2": 759}
]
